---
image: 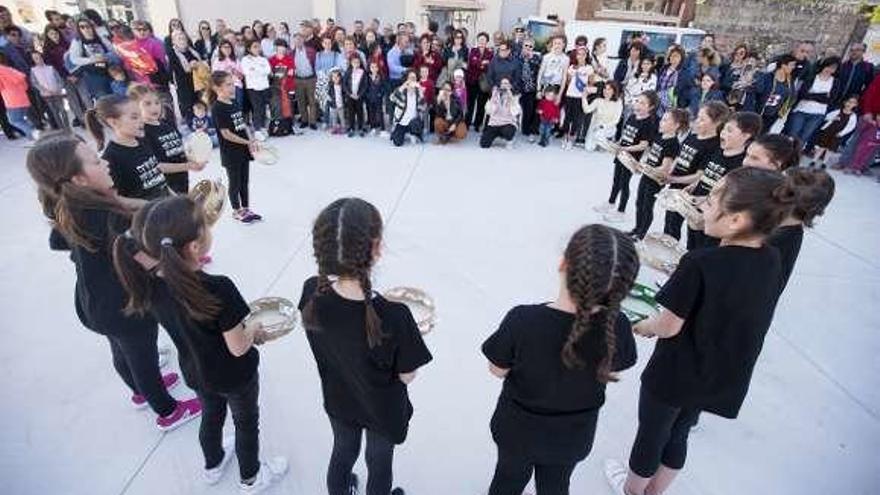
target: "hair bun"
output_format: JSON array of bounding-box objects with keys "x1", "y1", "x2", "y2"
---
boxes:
[{"x1": 772, "y1": 182, "x2": 798, "y2": 205}]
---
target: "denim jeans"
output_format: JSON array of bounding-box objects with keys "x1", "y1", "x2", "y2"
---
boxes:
[
  {"x1": 6, "y1": 107, "x2": 34, "y2": 137},
  {"x1": 786, "y1": 111, "x2": 825, "y2": 149},
  {"x1": 198, "y1": 372, "x2": 261, "y2": 481},
  {"x1": 539, "y1": 121, "x2": 554, "y2": 143}
]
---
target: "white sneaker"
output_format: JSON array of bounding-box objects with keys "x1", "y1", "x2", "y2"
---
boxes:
[
  {"x1": 603, "y1": 459, "x2": 628, "y2": 495},
  {"x1": 505, "y1": 138, "x2": 515, "y2": 149},
  {"x1": 592, "y1": 202, "x2": 613, "y2": 214},
  {"x1": 604, "y1": 211, "x2": 625, "y2": 223},
  {"x1": 239, "y1": 457, "x2": 288, "y2": 494},
  {"x1": 407, "y1": 134, "x2": 418, "y2": 145},
  {"x1": 528, "y1": 134, "x2": 536, "y2": 143},
  {"x1": 379, "y1": 130, "x2": 390, "y2": 139},
  {"x1": 204, "y1": 436, "x2": 236, "y2": 485}
]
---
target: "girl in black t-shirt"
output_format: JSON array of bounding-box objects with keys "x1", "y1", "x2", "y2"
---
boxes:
[
  {"x1": 85, "y1": 95, "x2": 204, "y2": 202},
  {"x1": 743, "y1": 133, "x2": 801, "y2": 172},
  {"x1": 604, "y1": 167, "x2": 799, "y2": 495},
  {"x1": 595, "y1": 91, "x2": 658, "y2": 223},
  {"x1": 684, "y1": 112, "x2": 763, "y2": 250},
  {"x1": 113, "y1": 196, "x2": 288, "y2": 493},
  {"x1": 662, "y1": 101, "x2": 729, "y2": 241},
  {"x1": 299, "y1": 198, "x2": 432, "y2": 495},
  {"x1": 631, "y1": 109, "x2": 689, "y2": 240},
  {"x1": 482, "y1": 224, "x2": 639, "y2": 495},
  {"x1": 25, "y1": 133, "x2": 201, "y2": 432},
  {"x1": 130, "y1": 83, "x2": 208, "y2": 194},
  {"x1": 207, "y1": 70, "x2": 263, "y2": 224}
]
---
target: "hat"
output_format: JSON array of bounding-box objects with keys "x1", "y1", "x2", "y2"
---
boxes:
[{"x1": 453, "y1": 68, "x2": 465, "y2": 79}]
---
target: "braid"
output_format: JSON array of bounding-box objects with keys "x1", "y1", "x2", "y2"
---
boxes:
[{"x1": 303, "y1": 202, "x2": 344, "y2": 331}]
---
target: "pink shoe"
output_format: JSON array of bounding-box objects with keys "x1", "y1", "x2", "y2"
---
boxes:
[
  {"x1": 131, "y1": 372, "x2": 180, "y2": 410},
  {"x1": 156, "y1": 397, "x2": 202, "y2": 431}
]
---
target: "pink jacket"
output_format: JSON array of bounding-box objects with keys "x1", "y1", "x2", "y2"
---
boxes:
[
  {"x1": 0, "y1": 65, "x2": 30, "y2": 108},
  {"x1": 136, "y1": 36, "x2": 167, "y2": 68}
]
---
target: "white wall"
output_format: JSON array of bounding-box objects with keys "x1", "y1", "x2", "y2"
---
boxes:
[
  {"x1": 335, "y1": 0, "x2": 405, "y2": 27},
  {"x1": 539, "y1": 0, "x2": 576, "y2": 20},
  {"x1": 173, "y1": 1, "x2": 313, "y2": 34}
]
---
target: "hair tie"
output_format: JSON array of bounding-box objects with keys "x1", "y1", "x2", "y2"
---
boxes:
[{"x1": 160, "y1": 237, "x2": 174, "y2": 247}]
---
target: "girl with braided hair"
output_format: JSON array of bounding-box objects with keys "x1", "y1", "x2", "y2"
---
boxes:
[
  {"x1": 605, "y1": 167, "x2": 800, "y2": 495},
  {"x1": 298, "y1": 197, "x2": 432, "y2": 495},
  {"x1": 112, "y1": 195, "x2": 288, "y2": 493},
  {"x1": 482, "y1": 224, "x2": 639, "y2": 495}
]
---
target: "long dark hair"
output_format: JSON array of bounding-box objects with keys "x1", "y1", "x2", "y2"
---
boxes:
[
  {"x1": 203, "y1": 70, "x2": 232, "y2": 105},
  {"x1": 302, "y1": 198, "x2": 385, "y2": 348},
  {"x1": 113, "y1": 196, "x2": 220, "y2": 320},
  {"x1": 754, "y1": 134, "x2": 801, "y2": 171},
  {"x1": 561, "y1": 225, "x2": 639, "y2": 382},
  {"x1": 217, "y1": 40, "x2": 236, "y2": 62},
  {"x1": 715, "y1": 167, "x2": 798, "y2": 236},
  {"x1": 84, "y1": 94, "x2": 131, "y2": 150},
  {"x1": 26, "y1": 132, "x2": 130, "y2": 251}
]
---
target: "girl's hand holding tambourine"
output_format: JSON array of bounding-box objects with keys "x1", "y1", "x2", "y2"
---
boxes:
[{"x1": 633, "y1": 320, "x2": 656, "y2": 338}]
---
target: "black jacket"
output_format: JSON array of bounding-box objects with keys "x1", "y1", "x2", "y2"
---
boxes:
[
  {"x1": 364, "y1": 74, "x2": 386, "y2": 104},
  {"x1": 342, "y1": 67, "x2": 368, "y2": 101},
  {"x1": 434, "y1": 96, "x2": 464, "y2": 124}
]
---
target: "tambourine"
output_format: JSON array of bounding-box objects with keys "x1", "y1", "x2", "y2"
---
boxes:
[
  {"x1": 656, "y1": 189, "x2": 704, "y2": 230},
  {"x1": 616, "y1": 150, "x2": 641, "y2": 173},
  {"x1": 629, "y1": 282, "x2": 659, "y2": 309},
  {"x1": 640, "y1": 164, "x2": 669, "y2": 185},
  {"x1": 188, "y1": 179, "x2": 226, "y2": 226},
  {"x1": 621, "y1": 306, "x2": 649, "y2": 324},
  {"x1": 184, "y1": 130, "x2": 213, "y2": 164},
  {"x1": 246, "y1": 297, "x2": 298, "y2": 343},
  {"x1": 637, "y1": 232, "x2": 687, "y2": 274},
  {"x1": 594, "y1": 136, "x2": 621, "y2": 154},
  {"x1": 382, "y1": 287, "x2": 437, "y2": 335},
  {"x1": 253, "y1": 144, "x2": 280, "y2": 165}
]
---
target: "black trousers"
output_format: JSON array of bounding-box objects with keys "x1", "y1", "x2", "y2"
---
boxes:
[
  {"x1": 198, "y1": 372, "x2": 260, "y2": 480},
  {"x1": 608, "y1": 162, "x2": 634, "y2": 213},
  {"x1": 561, "y1": 96, "x2": 585, "y2": 138},
  {"x1": 391, "y1": 118, "x2": 423, "y2": 146},
  {"x1": 366, "y1": 100, "x2": 384, "y2": 130},
  {"x1": 467, "y1": 82, "x2": 490, "y2": 130},
  {"x1": 345, "y1": 98, "x2": 365, "y2": 131},
  {"x1": 628, "y1": 386, "x2": 701, "y2": 478},
  {"x1": 634, "y1": 176, "x2": 664, "y2": 238},
  {"x1": 247, "y1": 88, "x2": 269, "y2": 131},
  {"x1": 107, "y1": 325, "x2": 176, "y2": 417},
  {"x1": 480, "y1": 124, "x2": 517, "y2": 148},
  {"x1": 224, "y1": 160, "x2": 250, "y2": 210},
  {"x1": 327, "y1": 417, "x2": 395, "y2": 495},
  {"x1": 488, "y1": 447, "x2": 577, "y2": 495},
  {"x1": 664, "y1": 210, "x2": 685, "y2": 240},
  {"x1": 520, "y1": 91, "x2": 538, "y2": 136}
]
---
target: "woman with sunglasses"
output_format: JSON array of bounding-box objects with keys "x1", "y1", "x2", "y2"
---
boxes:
[
  {"x1": 66, "y1": 19, "x2": 114, "y2": 105},
  {"x1": 194, "y1": 21, "x2": 216, "y2": 60}
]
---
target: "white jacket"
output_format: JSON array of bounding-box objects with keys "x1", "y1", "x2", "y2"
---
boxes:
[
  {"x1": 583, "y1": 97, "x2": 623, "y2": 128},
  {"x1": 240, "y1": 55, "x2": 271, "y2": 91}
]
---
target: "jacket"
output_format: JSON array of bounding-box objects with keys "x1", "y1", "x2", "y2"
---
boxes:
[
  {"x1": 240, "y1": 54, "x2": 271, "y2": 91},
  {"x1": 833, "y1": 60, "x2": 874, "y2": 107},
  {"x1": 364, "y1": 74, "x2": 386, "y2": 104},
  {"x1": 466, "y1": 47, "x2": 493, "y2": 85},
  {"x1": 390, "y1": 85, "x2": 424, "y2": 124},
  {"x1": 487, "y1": 54, "x2": 523, "y2": 93},
  {"x1": 434, "y1": 95, "x2": 464, "y2": 124},
  {"x1": 0, "y1": 65, "x2": 30, "y2": 108},
  {"x1": 795, "y1": 72, "x2": 838, "y2": 108},
  {"x1": 343, "y1": 67, "x2": 368, "y2": 100}
]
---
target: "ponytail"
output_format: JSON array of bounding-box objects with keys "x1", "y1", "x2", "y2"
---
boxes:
[
  {"x1": 754, "y1": 134, "x2": 801, "y2": 171},
  {"x1": 156, "y1": 239, "x2": 221, "y2": 322},
  {"x1": 112, "y1": 231, "x2": 155, "y2": 315},
  {"x1": 84, "y1": 108, "x2": 106, "y2": 150},
  {"x1": 717, "y1": 167, "x2": 798, "y2": 237},
  {"x1": 84, "y1": 94, "x2": 131, "y2": 150}
]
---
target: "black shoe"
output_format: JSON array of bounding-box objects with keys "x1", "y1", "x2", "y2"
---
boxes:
[
  {"x1": 391, "y1": 489, "x2": 405, "y2": 495},
  {"x1": 347, "y1": 130, "x2": 355, "y2": 138},
  {"x1": 309, "y1": 124, "x2": 318, "y2": 130},
  {"x1": 359, "y1": 130, "x2": 366, "y2": 137},
  {"x1": 539, "y1": 138, "x2": 547, "y2": 147}
]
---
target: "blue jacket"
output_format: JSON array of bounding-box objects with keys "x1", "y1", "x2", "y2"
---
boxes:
[{"x1": 832, "y1": 60, "x2": 874, "y2": 107}]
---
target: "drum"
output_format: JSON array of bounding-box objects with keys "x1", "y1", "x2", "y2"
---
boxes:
[
  {"x1": 637, "y1": 232, "x2": 687, "y2": 274},
  {"x1": 188, "y1": 179, "x2": 226, "y2": 226},
  {"x1": 184, "y1": 131, "x2": 213, "y2": 164},
  {"x1": 382, "y1": 287, "x2": 437, "y2": 335},
  {"x1": 246, "y1": 297, "x2": 298, "y2": 343}
]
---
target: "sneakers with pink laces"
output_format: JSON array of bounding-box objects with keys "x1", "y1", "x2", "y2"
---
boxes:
[
  {"x1": 131, "y1": 372, "x2": 180, "y2": 410},
  {"x1": 156, "y1": 397, "x2": 202, "y2": 431}
]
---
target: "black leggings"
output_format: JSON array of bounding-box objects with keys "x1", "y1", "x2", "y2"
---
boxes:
[
  {"x1": 327, "y1": 417, "x2": 395, "y2": 495},
  {"x1": 467, "y1": 82, "x2": 490, "y2": 130},
  {"x1": 391, "y1": 118, "x2": 423, "y2": 146},
  {"x1": 480, "y1": 124, "x2": 517, "y2": 148},
  {"x1": 107, "y1": 325, "x2": 176, "y2": 417},
  {"x1": 561, "y1": 96, "x2": 585, "y2": 138},
  {"x1": 247, "y1": 88, "x2": 269, "y2": 131},
  {"x1": 634, "y1": 176, "x2": 664, "y2": 238},
  {"x1": 198, "y1": 373, "x2": 260, "y2": 481},
  {"x1": 664, "y1": 210, "x2": 685, "y2": 240},
  {"x1": 520, "y1": 91, "x2": 538, "y2": 136},
  {"x1": 346, "y1": 98, "x2": 365, "y2": 131},
  {"x1": 488, "y1": 447, "x2": 577, "y2": 495},
  {"x1": 366, "y1": 100, "x2": 384, "y2": 130},
  {"x1": 628, "y1": 386, "x2": 701, "y2": 478},
  {"x1": 608, "y1": 161, "x2": 634, "y2": 213},
  {"x1": 224, "y1": 160, "x2": 250, "y2": 210}
]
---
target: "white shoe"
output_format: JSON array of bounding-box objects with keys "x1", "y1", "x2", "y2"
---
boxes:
[
  {"x1": 379, "y1": 131, "x2": 390, "y2": 139},
  {"x1": 604, "y1": 211, "x2": 625, "y2": 223},
  {"x1": 505, "y1": 138, "x2": 516, "y2": 149},
  {"x1": 239, "y1": 457, "x2": 288, "y2": 494},
  {"x1": 593, "y1": 203, "x2": 613, "y2": 214},
  {"x1": 528, "y1": 134, "x2": 536, "y2": 143},
  {"x1": 158, "y1": 343, "x2": 172, "y2": 368},
  {"x1": 407, "y1": 134, "x2": 418, "y2": 145},
  {"x1": 603, "y1": 459, "x2": 628, "y2": 495},
  {"x1": 204, "y1": 436, "x2": 236, "y2": 485}
]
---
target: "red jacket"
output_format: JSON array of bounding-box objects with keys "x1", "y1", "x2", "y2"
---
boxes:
[
  {"x1": 466, "y1": 47, "x2": 493, "y2": 86},
  {"x1": 269, "y1": 54, "x2": 296, "y2": 91},
  {"x1": 537, "y1": 98, "x2": 560, "y2": 123},
  {"x1": 420, "y1": 79, "x2": 435, "y2": 106},
  {"x1": 861, "y1": 73, "x2": 880, "y2": 116}
]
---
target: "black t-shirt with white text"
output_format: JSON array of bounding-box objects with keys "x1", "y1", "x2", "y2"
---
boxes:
[
  {"x1": 152, "y1": 272, "x2": 258, "y2": 393},
  {"x1": 692, "y1": 150, "x2": 744, "y2": 197},
  {"x1": 643, "y1": 135, "x2": 681, "y2": 186},
  {"x1": 144, "y1": 120, "x2": 188, "y2": 193},
  {"x1": 767, "y1": 224, "x2": 804, "y2": 291},
  {"x1": 213, "y1": 99, "x2": 252, "y2": 166},
  {"x1": 103, "y1": 140, "x2": 168, "y2": 199},
  {"x1": 298, "y1": 277, "x2": 433, "y2": 444},
  {"x1": 669, "y1": 134, "x2": 719, "y2": 190},
  {"x1": 617, "y1": 114, "x2": 656, "y2": 162},
  {"x1": 482, "y1": 304, "x2": 636, "y2": 462},
  {"x1": 642, "y1": 246, "x2": 783, "y2": 418}
]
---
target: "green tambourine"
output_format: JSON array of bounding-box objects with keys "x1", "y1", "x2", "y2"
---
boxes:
[
  {"x1": 622, "y1": 306, "x2": 648, "y2": 324},
  {"x1": 629, "y1": 282, "x2": 660, "y2": 309}
]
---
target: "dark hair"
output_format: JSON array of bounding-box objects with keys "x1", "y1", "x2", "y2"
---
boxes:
[
  {"x1": 4, "y1": 25, "x2": 22, "y2": 36},
  {"x1": 561, "y1": 225, "x2": 639, "y2": 382},
  {"x1": 776, "y1": 54, "x2": 797, "y2": 69},
  {"x1": 274, "y1": 38, "x2": 289, "y2": 48},
  {"x1": 667, "y1": 108, "x2": 690, "y2": 132},
  {"x1": 82, "y1": 9, "x2": 105, "y2": 27},
  {"x1": 575, "y1": 35, "x2": 588, "y2": 45},
  {"x1": 786, "y1": 168, "x2": 835, "y2": 227},
  {"x1": 246, "y1": 39, "x2": 261, "y2": 53},
  {"x1": 204, "y1": 70, "x2": 232, "y2": 105},
  {"x1": 218, "y1": 40, "x2": 236, "y2": 61},
  {"x1": 635, "y1": 56, "x2": 656, "y2": 77},
  {"x1": 42, "y1": 25, "x2": 65, "y2": 48},
  {"x1": 729, "y1": 111, "x2": 763, "y2": 139},
  {"x1": 603, "y1": 80, "x2": 621, "y2": 101},
  {"x1": 303, "y1": 198, "x2": 385, "y2": 348},
  {"x1": 84, "y1": 94, "x2": 132, "y2": 150},
  {"x1": 26, "y1": 132, "x2": 129, "y2": 251},
  {"x1": 113, "y1": 196, "x2": 221, "y2": 321},
  {"x1": 701, "y1": 100, "x2": 730, "y2": 130},
  {"x1": 666, "y1": 45, "x2": 685, "y2": 67},
  {"x1": 817, "y1": 56, "x2": 841, "y2": 72},
  {"x1": 639, "y1": 90, "x2": 660, "y2": 110},
  {"x1": 44, "y1": 9, "x2": 61, "y2": 21},
  {"x1": 477, "y1": 31, "x2": 490, "y2": 42},
  {"x1": 753, "y1": 134, "x2": 801, "y2": 170},
  {"x1": 715, "y1": 167, "x2": 797, "y2": 237}
]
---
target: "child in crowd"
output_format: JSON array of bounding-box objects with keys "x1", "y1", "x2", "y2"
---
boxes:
[
  {"x1": 190, "y1": 101, "x2": 219, "y2": 147},
  {"x1": 326, "y1": 69, "x2": 346, "y2": 134},
  {"x1": 452, "y1": 68, "x2": 468, "y2": 116},
  {"x1": 537, "y1": 87, "x2": 560, "y2": 147},
  {"x1": 365, "y1": 61, "x2": 387, "y2": 135},
  {"x1": 299, "y1": 197, "x2": 432, "y2": 495},
  {"x1": 343, "y1": 54, "x2": 367, "y2": 137},
  {"x1": 113, "y1": 196, "x2": 288, "y2": 493},
  {"x1": 812, "y1": 95, "x2": 858, "y2": 169},
  {"x1": 241, "y1": 40, "x2": 271, "y2": 137},
  {"x1": 583, "y1": 81, "x2": 623, "y2": 151},
  {"x1": 595, "y1": 91, "x2": 658, "y2": 223},
  {"x1": 418, "y1": 65, "x2": 435, "y2": 133},
  {"x1": 483, "y1": 224, "x2": 638, "y2": 495},
  {"x1": 29, "y1": 51, "x2": 69, "y2": 129},
  {"x1": 268, "y1": 38, "x2": 298, "y2": 136},
  {"x1": 0, "y1": 57, "x2": 35, "y2": 139},
  {"x1": 208, "y1": 70, "x2": 263, "y2": 223},
  {"x1": 389, "y1": 70, "x2": 425, "y2": 146},
  {"x1": 108, "y1": 64, "x2": 130, "y2": 96},
  {"x1": 688, "y1": 71, "x2": 725, "y2": 118}
]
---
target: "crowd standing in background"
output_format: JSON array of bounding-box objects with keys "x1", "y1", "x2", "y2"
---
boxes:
[{"x1": 9, "y1": 4, "x2": 847, "y2": 495}]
